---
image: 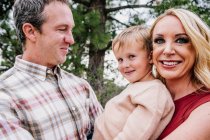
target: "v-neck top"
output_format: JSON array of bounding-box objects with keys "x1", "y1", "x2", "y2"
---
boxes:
[{"x1": 158, "y1": 87, "x2": 210, "y2": 139}]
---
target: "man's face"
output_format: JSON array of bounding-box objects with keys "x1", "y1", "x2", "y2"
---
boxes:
[{"x1": 33, "y1": 1, "x2": 75, "y2": 68}]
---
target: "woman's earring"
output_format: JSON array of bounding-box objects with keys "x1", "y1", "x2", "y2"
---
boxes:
[{"x1": 152, "y1": 65, "x2": 157, "y2": 77}]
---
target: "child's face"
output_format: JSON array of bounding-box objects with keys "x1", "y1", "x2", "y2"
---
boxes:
[{"x1": 113, "y1": 40, "x2": 152, "y2": 83}]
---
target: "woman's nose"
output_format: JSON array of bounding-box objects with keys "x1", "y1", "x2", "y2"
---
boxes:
[{"x1": 163, "y1": 43, "x2": 175, "y2": 55}]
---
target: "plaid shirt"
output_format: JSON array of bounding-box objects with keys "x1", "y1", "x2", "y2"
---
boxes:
[{"x1": 0, "y1": 55, "x2": 103, "y2": 140}]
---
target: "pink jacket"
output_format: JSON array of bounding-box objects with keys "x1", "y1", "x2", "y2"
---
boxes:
[{"x1": 93, "y1": 79, "x2": 174, "y2": 140}]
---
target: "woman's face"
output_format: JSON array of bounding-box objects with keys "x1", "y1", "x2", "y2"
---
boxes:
[{"x1": 152, "y1": 15, "x2": 196, "y2": 81}]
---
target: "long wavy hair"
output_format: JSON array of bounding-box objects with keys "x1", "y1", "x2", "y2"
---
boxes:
[{"x1": 150, "y1": 8, "x2": 210, "y2": 88}]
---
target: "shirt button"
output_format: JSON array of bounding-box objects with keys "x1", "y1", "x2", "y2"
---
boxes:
[
  {"x1": 47, "y1": 69, "x2": 51, "y2": 74},
  {"x1": 72, "y1": 107, "x2": 76, "y2": 111}
]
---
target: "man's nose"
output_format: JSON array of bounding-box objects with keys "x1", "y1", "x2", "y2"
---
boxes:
[{"x1": 64, "y1": 32, "x2": 74, "y2": 45}]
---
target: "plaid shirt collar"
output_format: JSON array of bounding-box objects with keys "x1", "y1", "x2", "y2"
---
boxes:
[{"x1": 14, "y1": 55, "x2": 62, "y2": 81}]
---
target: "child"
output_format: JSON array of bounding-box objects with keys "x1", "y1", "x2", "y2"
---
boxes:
[{"x1": 92, "y1": 25, "x2": 175, "y2": 140}]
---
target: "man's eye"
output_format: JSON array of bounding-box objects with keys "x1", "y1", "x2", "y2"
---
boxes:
[
  {"x1": 58, "y1": 28, "x2": 67, "y2": 31},
  {"x1": 153, "y1": 38, "x2": 165, "y2": 44},
  {"x1": 176, "y1": 37, "x2": 190, "y2": 44}
]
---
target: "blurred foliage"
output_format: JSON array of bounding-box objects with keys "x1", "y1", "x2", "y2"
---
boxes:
[
  {"x1": 152, "y1": 0, "x2": 210, "y2": 25},
  {"x1": 0, "y1": 0, "x2": 19, "y2": 72},
  {"x1": 98, "y1": 79, "x2": 125, "y2": 107},
  {"x1": 0, "y1": 20, "x2": 21, "y2": 71},
  {"x1": 0, "y1": 0, "x2": 13, "y2": 19}
]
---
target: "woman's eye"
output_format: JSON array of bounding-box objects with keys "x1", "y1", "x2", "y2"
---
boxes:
[
  {"x1": 176, "y1": 37, "x2": 190, "y2": 44},
  {"x1": 153, "y1": 38, "x2": 165, "y2": 44}
]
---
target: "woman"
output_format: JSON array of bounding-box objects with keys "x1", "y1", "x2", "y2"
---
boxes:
[{"x1": 150, "y1": 8, "x2": 210, "y2": 139}]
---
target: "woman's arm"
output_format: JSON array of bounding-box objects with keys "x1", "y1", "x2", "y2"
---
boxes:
[{"x1": 164, "y1": 102, "x2": 210, "y2": 140}]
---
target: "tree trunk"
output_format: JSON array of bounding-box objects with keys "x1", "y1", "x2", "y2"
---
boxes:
[
  {"x1": 87, "y1": 0, "x2": 107, "y2": 95},
  {"x1": 87, "y1": 46, "x2": 105, "y2": 95}
]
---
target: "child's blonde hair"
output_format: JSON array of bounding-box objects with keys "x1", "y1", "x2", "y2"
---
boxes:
[{"x1": 112, "y1": 25, "x2": 152, "y2": 54}]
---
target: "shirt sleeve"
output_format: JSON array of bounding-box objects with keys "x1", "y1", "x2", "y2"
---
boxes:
[
  {"x1": 113, "y1": 84, "x2": 174, "y2": 140},
  {"x1": 0, "y1": 91, "x2": 35, "y2": 140}
]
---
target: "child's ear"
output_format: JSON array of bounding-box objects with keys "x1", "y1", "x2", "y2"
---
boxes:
[
  {"x1": 22, "y1": 23, "x2": 37, "y2": 42},
  {"x1": 149, "y1": 51, "x2": 153, "y2": 64}
]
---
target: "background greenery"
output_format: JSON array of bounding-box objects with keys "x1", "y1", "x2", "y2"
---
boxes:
[{"x1": 0, "y1": 0, "x2": 210, "y2": 106}]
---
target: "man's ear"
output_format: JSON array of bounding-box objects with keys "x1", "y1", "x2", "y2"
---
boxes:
[
  {"x1": 149, "y1": 51, "x2": 153, "y2": 64},
  {"x1": 22, "y1": 23, "x2": 37, "y2": 42}
]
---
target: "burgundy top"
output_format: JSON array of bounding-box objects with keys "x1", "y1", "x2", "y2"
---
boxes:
[{"x1": 158, "y1": 87, "x2": 210, "y2": 139}]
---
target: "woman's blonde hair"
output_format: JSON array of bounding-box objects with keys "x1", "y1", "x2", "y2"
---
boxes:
[
  {"x1": 112, "y1": 25, "x2": 152, "y2": 54},
  {"x1": 150, "y1": 8, "x2": 210, "y2": 88}
]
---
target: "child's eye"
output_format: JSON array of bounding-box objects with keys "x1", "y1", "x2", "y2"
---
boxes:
[
  {"x1": 176, "y1": 37, "x2": 190, "y2": 44},
  {"x1": 153, "y1": 38, "x2": 165, "y2": 44},
  {"x1": 129, "y1": 55, "x2": 135, "y2": 59},
  {"x1": 117, "y1": 58, "x2": 123, "y2": 63}
]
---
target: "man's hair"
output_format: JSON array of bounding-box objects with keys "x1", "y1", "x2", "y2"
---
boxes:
[
  {"x1": 13, "y1": 0, "x2": 69, "y2": 46},
  {"x1": 112, "y1": 25, "x2": 152, "y2": 54}
]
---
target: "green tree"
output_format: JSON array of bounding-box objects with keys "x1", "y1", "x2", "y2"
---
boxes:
[
  {"x1": 152, "y1": 0, "x2": 210, "y2": 25},
  {"x1": 0, "y1": 1, "x2": 21, "y2": 72},
  {"x1": 99, "y1": 79, "x2": 125, "y2": 107},
  {"x1": 0, "y1": 0, "x2": 13, "y2": 18}
]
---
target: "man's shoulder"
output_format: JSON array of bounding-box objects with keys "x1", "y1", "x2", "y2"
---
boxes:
[
  {"x1": 0, "y1": 67, "x2": 16, "y2": 91},
  {"x1": 0, "y1": 67, "x2": 15, "y2": 82}
]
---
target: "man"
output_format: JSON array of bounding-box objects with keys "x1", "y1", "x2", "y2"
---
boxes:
[{"x1": 0, "y1": 0, "x2": 103, "y2": 139}]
